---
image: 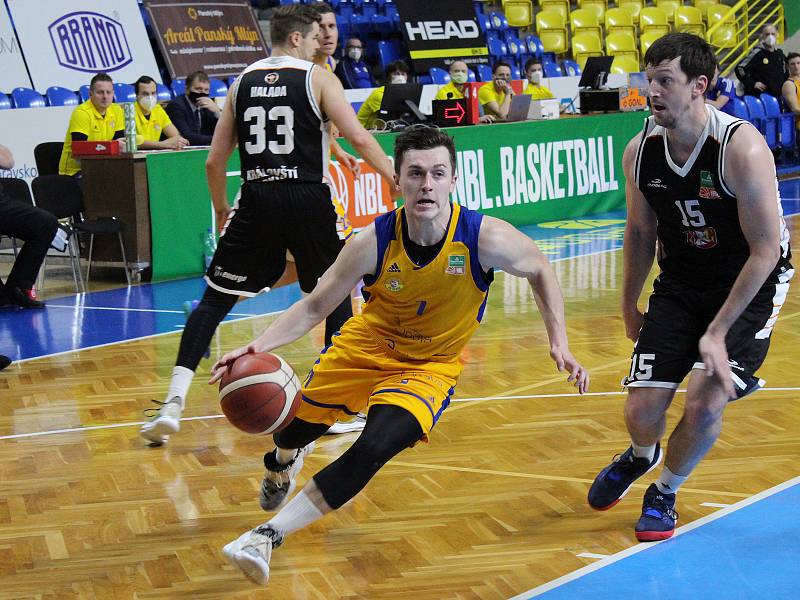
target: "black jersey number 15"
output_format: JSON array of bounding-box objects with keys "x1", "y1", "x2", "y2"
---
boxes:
[{"x1": 243, "y1": 105, "x2": 294, "y2": 155}]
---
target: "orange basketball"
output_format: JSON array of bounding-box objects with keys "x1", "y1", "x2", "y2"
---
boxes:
[{"x1": 218, "y1": 352, "x2": 301, "y2": 435}]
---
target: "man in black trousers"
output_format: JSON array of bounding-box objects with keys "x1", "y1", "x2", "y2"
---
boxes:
[{"x1": 0, "y1": 143, "x2": 58, "y2": 309}]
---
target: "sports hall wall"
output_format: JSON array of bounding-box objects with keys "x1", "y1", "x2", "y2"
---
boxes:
[{"x1": 784, "y1": 0, "x2": 800, "y2": 37}]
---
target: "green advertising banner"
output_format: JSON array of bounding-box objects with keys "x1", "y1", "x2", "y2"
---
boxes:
[{"x1": 145, "y1": 112, "x2": 646, "y2": 281}]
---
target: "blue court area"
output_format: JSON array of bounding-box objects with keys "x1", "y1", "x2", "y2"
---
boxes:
[
  {"x1": 1, "y1": 180, "x2": 798, "y2": 363},
  {"x1": 526, "y1": 479, "x2": 800, "y2": 600}
]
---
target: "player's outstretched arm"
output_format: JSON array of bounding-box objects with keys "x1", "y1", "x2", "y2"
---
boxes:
[
  {"x1": 699, "y1": 123, "x2": 783, "y2": 398},
  {"x1": 205, "y1": 86, "x2": 238, "y2": 232},
  {"x1": 620, "y1": 133, "x2": 658, "y2": 342},
  {"x1": 209, "y1": 226, "x2": 378, "y2": 383},
  {"x1": 316, "y1": 69, "x2": 397, "y2": 194},
  {"x1": 478, "y1": 216, "x2": 589, "y2": 393}
]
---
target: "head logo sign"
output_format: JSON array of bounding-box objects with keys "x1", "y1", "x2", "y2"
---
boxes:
[
  {"x1": 48, "y1": 11, "x2": 132, "y2": 73},
  {"x1": 327, "y1": 158, "x2": 396, "y2": 230}
]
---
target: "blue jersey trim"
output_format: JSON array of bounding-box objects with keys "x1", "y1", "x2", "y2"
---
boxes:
[
  {"x1": 432, "y1": 386, "x2": 455, "y2": 425},
  {"x1": 363, "y1": 210, "x2": 397, "y2": 288},
  {"x1": 452, "y1": 206, "x2": 493, "y2": 292},
  {"x1": 301, "y1": 393, "x2": 360, "y2": 416},
  {"x1": 371, "y1": 388, "x2": 435, "y2": 420}
]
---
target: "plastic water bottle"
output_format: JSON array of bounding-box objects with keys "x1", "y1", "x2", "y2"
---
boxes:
[{"x1": 203, "y1": 228, "x2": 216, "y2": 270}]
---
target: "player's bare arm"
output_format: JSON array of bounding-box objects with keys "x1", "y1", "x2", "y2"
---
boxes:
[
  {"x1": 620, "y1": 133, "x2": 658, "y2": 342},
  {"x1": 477, "y1": 216, "x2": 589, "y2": 393},
  {"x1": 205, "y1": 86, "x2": 238, "y2": 232},
  {"x1": 699, "y1": 124, "x2": 783, "y2": 396},
  {"x1": 210, "y1": 226, "x2": 378, "y2": 382},
  {"x1": 781, "y1": 80, "x2": 800, "y2": 116},
  {"x1": 314, "y1": 68, "x2": 396, "y2": 191}
]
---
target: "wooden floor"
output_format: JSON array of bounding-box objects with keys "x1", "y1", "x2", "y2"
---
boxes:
[{"x1": 2, "y1": 220, "x2": 799, "y2": 599}]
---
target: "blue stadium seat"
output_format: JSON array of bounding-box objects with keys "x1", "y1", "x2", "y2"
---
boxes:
[
  {"x1": 350, "y1": 13, "x2": 372, "y2": 37},
  {"x1": 113, "y1": 83, "x2": 136, "y2": 103},
  {"x1": 171, "y1": 79, "x2": 186, "y2": 97},
  {"x1": 467, "y1": 67, "x2": 477, "y2": 82},
  {"x1": 46, "y1": 86, "x2": 80, "y2": 107},
  {"x1": 361, "y1": 2, "x2": 377, "y2": 18},
  {"x1": 429, "y1": 67, "x2": 450, "y2": 84},
  {"x1": 156, "y1": 83, "x2": 172, "y2": 102},
  {"x1": 487, "y1": 34, "x2": 508, "y2": 60},
  {"x1": 760, "y1": 93, "x2": 795, "y2": 150},
  {"x1": 743, "y1": 95, "x2": 767, "y2": 136},
  {"x1": 543, "y1": 61, "x2": 563, "y2": 77},
  {"x1": 377, "y1": 39, "x2": 403, "y2": 72},
  {"x1": 209, "y1": 78, "x2": 228, "y2": 98},
  {"x1": 560, "y1": 59, "x2": 582, "y2": 76},
  {"x1": 384, "y1": 2, "x2": 400, "y2": 26},
  {"x1": 11, "y1": 87, "x2": 46, "y2": 109},
  {"x1": 79, "y1": 85, "x2": 90, "y2": 102},
  {"x1": 477, "y1": 64, "x2": 493, "y2": 82},
  {"x1": 727, "y1": 96, "x2": 748, "y2": 120},
  {"x1": 418, "y1": 75, "x2": 433, "y2": 85},
  {"x1": 524, "y1": 34, "x2": 545, "y2": 58},
  {"x1": 488, "y1": 11, "x2": 510, "y2": 31},
  {"x1": 0, "y1": 93, "x2": 11, "y2": 110},
  {"x1": 510, "y1": 64, "x2": 521, "y2": 79}
]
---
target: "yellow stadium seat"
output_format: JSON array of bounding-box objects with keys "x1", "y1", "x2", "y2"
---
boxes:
[
  {"x1": 572, "y1": 31, "x2": 604, "y2": 68},
  {"x1": 640, "y1": 30, "x2": 663, "y2": 57},
  {"x1": 606, "y1": 31, "x2": 640, "y2": 61},
  {"x1": 618, "y1": 0, "x2": 643, "y2": 25},
  {"x1": 611, "y1": 54, "x2": 642, "y2": 74},
  {"x1": 707, "y1": 5, "x2": 737, "y2": 48},
  {"x1": 656, "y1": 0, "x2": 681, "y2": 22},
  {"x1": 571, "y1": 8, "x2": 603, "y2": 39},
  {"x1": 536, "y1": 10, "x2": 569, "y2": 54},
  {"x1": 675, "y1": 6, "x2": 706, "y2": 36},
  {"x1": 693, "y1": 0, "x2": 718, "y2": 19},
  {"x1": 504, "y1": 1, "x2": 534, "y2": 27},
  {"x1": 639, "y1": 7, "x2": 671, "y2": 36},
  {"x1": 577, "y1": 0, "x2": 606, "y2": 22},
  {"x1": 540, "y1": 0, "x2": 570, "y2": 23},
  {"x1": 604, "y1": 8, "x2": 636, "y2": 38}
]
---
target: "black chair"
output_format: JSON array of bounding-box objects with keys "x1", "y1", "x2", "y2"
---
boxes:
[
  {"x1": 33, "y1": 142, "x2": 64, "y2": 176},
  {"x1": 31, "y1": 175, "x2": 131, "y2": 289},
  {"x1": 0, "y1": 178, "x2": 34, "y2": 257}
]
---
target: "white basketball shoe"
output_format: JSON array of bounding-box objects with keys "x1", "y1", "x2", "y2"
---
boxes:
[
  {"x1": 259, "y1": 442, "x2": 315, "y2": 511},
  {"x1": 222, "y1": 525, "x2": 282, "y2": 585},
  {"x1": 140, "y1": 397, "x2": 183, "y2": 445},
  {"x1": 325, "y1": 413, "x2": 367, "y2": 435}
]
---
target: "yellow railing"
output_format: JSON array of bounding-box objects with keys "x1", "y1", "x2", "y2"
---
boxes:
[{"x1": 706, "y1": 0, "x2": 784, "y2": 75}]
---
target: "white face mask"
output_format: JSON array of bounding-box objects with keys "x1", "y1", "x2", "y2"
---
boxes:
[
  {"x1": 138, "y1": 95, "x2": 157, "y2": 111},
  {"x1": 390, "y1": 74, "x2": 407, "y2": 84},
  {"x1": 347, "y1": 48, "x2": 362, "y2": 61},
  {"x1": 764, "y1": 34, "x2": 777, "y2": 47},
  {"x1": 529, "y1": 70, "x2": 543, "y2": 84},
  {"x1": 450, "y1": 71, "x2": 467, "y2": 85}
]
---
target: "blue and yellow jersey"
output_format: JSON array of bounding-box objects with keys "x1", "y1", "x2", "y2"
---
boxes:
[{"x1": 359, "y1": 203, "x2": 493, "y2": 361}]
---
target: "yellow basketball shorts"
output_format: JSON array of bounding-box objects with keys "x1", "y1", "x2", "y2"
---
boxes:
[
  {"x1": 331, "y1": 193, "x2": 353, "y2": 241},
  {"x1": 298, "y1": 320, "x2": 460, "y2": 438}
]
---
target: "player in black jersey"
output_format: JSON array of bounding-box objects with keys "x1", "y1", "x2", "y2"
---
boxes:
[
  {"x1": 588, "y1": 33, "x2": 793, "y2": 541},
  {"x1": 140, "y1": 4, "x2": 396, "y2": 446}
]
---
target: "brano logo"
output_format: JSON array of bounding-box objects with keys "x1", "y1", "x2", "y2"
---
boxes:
[{"x1": 48, "y1": 11, "x2": 132, "y2": 73}]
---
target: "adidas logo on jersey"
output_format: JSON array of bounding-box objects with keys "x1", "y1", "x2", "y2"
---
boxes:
[{"x1": 387, "y1": 263, "x2": 401, "y2": 273}]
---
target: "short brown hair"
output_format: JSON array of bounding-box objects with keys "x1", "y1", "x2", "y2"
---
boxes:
[
  {"x1": 89, "y1": 73, "x2": 113, "y2": 90},
  {"x1": 186, "y1": 70, "x2": 210, "y2": 88},
  {"x1": 394, "y1": 125, "x2": 456, "y2": 174},
  {"x1": 270, "y1": 4, "x2": 321, "y2": 45}
]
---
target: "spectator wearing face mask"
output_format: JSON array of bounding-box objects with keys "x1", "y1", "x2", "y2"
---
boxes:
[
  {"x1": 356, "y1": 60, "x2": 411, "y2": 129},
  {"x1": 335, "y1": 37, "x2": 374, "y2": 89},
  {"x1": 735, "y1": 23, "x2": 788, "y2": 98},
  {"x1": 165, "y1": 70, "x2": 221, "y2": 146},
  {"x1": 523, "y1": 58, "x2": 555, "y2": 100},
  {"x1": 434, "y1": 60, "x2": 470, "y2": 100},
  {"x1": 133, "y1": 76, "x2": 189, "y2": 150},
  {"x1": 478, "y1": 61, "x2": 514, "y2": 122}
]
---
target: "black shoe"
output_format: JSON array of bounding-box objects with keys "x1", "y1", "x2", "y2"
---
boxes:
[
  {"x1": 0, "y1": 355, "x2": 11, "y2": 371},
  {"x1": 6, "y1": 286, "x2": 45, "y2": 309},
  {"x1": 635, "y1": 483, "x2": 678, "y2": 541},
  {"x1": 588, "y1": 443, "x2": 662, "y2": 510}
]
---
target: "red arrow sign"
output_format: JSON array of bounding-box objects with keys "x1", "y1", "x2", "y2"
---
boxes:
[{"x1": 444, "y1": 102, "x2": 465, "y2": 123}]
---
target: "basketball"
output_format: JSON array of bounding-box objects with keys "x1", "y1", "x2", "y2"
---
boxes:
[{"x1": 218, "y1": 352, "x2": 301, "y2": 435}]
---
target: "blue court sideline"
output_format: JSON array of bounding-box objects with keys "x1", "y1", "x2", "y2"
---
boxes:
[{"x1": 1, "y1": 179, "x2": 799, "y2": 363}]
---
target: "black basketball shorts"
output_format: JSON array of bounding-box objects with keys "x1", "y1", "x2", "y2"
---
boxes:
[
  {"x1": 624, "y1": 269, "x2": 793, "y2": 397},
  {"x1": 205, "y1": 181, "x2": 345, "y2": 296}
]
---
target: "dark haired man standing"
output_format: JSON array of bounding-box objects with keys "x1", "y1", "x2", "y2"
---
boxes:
[{"x1": 588, "y1": 33, "x2": 792, "y2": 541}]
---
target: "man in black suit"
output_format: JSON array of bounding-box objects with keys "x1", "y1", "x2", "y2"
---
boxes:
[{"x1": 165, "y1": 70, "x2": 221, "y2": 145}]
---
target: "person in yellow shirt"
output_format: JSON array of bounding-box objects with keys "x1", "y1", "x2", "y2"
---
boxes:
[
  {"x1": 781, "y1": 52, "x2": 800, "y2": 134},
  {"x1": 133, "y1": 76, "x2": 188, "y2": 150},
  {"x1": 58, "y1": 73, "x2": 125, "y2": 176},
  {"x1": 523, "y1": 58, "x2": 555, "y2": 100},
  {"x1": 357, "y1": 60, "x2": 411, "y2": 129},
  {"x1": 477, "y1": 61, "x2": 514, "y2": 121},
  {"x1": 434, "y1": 60, "x2": 469, "y2": 100}
]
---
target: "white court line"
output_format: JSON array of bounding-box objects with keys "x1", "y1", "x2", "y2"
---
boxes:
[
  {"x1": 44, "y1": 304, "x2": 253, "y2": 317},
  {"x1": 509, "y1": 475, "x2": 800, "y2": 599},
  {"x1": 1, "y1": 388, "x2": 797, "y2": 442},
  {"x1": 700, "y1": 502, "x2": 732, "y2": 508},
  {"x1": 576, "y1": 552, "x2": 609, "y2": 560}
]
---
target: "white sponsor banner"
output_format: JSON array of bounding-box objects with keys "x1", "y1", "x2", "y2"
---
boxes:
[
  {"x1": 8, "y1": 0, "x2": 161, "y2": 91},
  {"x1": 0, "y1": 106, "x2": 72, "y2": 184},
  {"x1": 0, "y1": 5, "x2": 32, "y2": 89}
]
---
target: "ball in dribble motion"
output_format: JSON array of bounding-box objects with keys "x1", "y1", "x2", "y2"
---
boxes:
[{"x1": 219, "y1": 352, "x2": 301, "y2": 434}]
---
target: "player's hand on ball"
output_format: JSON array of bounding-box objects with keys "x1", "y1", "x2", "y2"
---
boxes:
[
  {"x1": 550, "y1": 347, "x2": 589, "y2": 394},
  {"x1": 209, "y1": 344, "x2": 257, "y2": 384}
]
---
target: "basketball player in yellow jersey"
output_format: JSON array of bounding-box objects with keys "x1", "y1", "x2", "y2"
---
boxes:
[{"x1": 210, "y1": 126, "x2": 589, "y2": 585}]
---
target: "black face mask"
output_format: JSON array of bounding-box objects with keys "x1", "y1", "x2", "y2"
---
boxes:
[{"x1": 188, "y1": 91, "x2": 209, "y2": 104}]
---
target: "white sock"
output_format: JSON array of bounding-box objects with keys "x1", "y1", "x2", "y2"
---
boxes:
[
  {"x1": 631, "y1": 442, "x2": 656, "y2": 461},
  {"x1": 267, "y1": 488, "x2": 324, "y2": 537},
  {"x1": 276, "y1": 447, "x2": 297, "y2": 465},
  {"x1": 655, "y1": 466, "x2": 687, "y2": 495},
  {"x1": 167, "y1": 366, "x2": 194, "y2": 409}
]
